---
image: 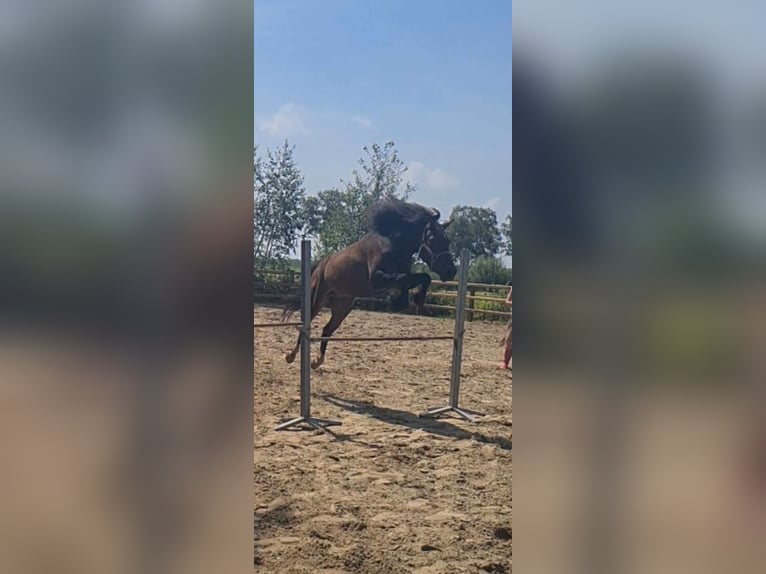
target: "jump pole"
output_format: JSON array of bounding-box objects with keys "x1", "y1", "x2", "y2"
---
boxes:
[
  {"x1": 420, "y1": 248, "x2": 483, "y2": 422},
  {"x1": 275, "y1": 239, "x2": 341, "y2": 433}
]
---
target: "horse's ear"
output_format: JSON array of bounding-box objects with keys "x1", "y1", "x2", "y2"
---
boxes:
[
  {"x1": 430, "y1": 207, "x2": 441, "y2": 220},
  {"x1": 442, "y1": 218, "x2": 453, "y2": 229}
]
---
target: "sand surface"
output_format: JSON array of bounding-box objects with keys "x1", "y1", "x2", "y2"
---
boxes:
[{"x1": 255, "y1": 305, "x2": 512, "y2": 573}]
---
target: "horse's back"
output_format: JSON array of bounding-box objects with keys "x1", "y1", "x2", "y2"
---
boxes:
[{"x1": 321, "y1": 235, "x2": 384, "y2": 298}]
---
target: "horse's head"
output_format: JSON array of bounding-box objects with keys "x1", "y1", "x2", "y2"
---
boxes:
[{"x1": 418, "y1": 208, "x2": 457, "y2": 282}]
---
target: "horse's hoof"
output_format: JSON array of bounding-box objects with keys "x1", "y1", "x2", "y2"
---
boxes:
[
  {"x1": 311, "y1": 358, "x2": 323, "y2": 370},
  {"x1": 285, "y1": 353, "x2": 296, "y2": 364}
]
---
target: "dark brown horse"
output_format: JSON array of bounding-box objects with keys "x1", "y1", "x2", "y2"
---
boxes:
[{"x1": 282, "y1": 197, "x2": 457, "y2": 369}]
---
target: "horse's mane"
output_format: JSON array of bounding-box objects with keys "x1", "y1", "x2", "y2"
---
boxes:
[{"x1": 366, "y1": 196, "x2": 435, "y2": 239}]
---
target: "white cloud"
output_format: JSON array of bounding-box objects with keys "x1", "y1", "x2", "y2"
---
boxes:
[
  {"x1": 485, "y1": 196, "x2": 501, "y2": 209},
  {"x1": 351, "y1": 115, "x2": 373, "y2": 128},
  {"x1": 258, "y1": 103, "x2": 308, "y2": 137},
  {"x1": 407, "y1": 161, "x2": 460, "y2": 191}
]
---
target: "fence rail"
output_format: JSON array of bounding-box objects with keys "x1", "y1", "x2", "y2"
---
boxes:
[
  {"x1": 254, "y1": 268, "x2": 510, "y2": 290},
  {"x1": 254, "y1": 267, "x2": 511, "y2": 321}
]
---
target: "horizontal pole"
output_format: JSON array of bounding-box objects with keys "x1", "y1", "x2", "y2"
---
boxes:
[
  {"x1": 253, "y1": 321, "x2": 301, "y2": 328},
  {"x1": 252, "y1": 300, "x2": 509, "y2": 319},
  {"x1": 310, "y1": 335, "x2": 455, "y2": 342}
]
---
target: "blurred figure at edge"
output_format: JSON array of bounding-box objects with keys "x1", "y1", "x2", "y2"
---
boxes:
[{"x1": 500, "y1": 284, "x2": 512, "y2": 370}]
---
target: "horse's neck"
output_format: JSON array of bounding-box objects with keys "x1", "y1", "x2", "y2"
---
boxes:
[
  {"x1": 388, "y1": 228, "x2": 421, "y2": 253},
  {"x1": 373, "y1": 232, "x2": 418, "y2": 269},
  {"x1": 388, "y1": 239, "x2": 419, "y2": 263}
]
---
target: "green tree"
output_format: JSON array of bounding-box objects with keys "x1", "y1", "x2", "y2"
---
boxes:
[
  {"x1": 314, "y1": 141, "x2": 415, "y2": 256},
  {"x1": 253, "y1": 141, "x2": 306, "y2": 265},
  {"x1": 345, "y1": 141, "x2": 415, "y2": 201},
  {"x1": 468, "y1": 255, "x2": 512, "y2": 285},
  {"x1": 500, "y1": 214, "x2": 512, "y2": 256},
  {"x1": 313, "y1": 187, "x2": 354, "y2": 256},
  {"x1": 298, "y1": 195, "x2": 321, "y2": 239},
  {"x1": 445, "y1": 205, "x2": 502, "y2": 261}
]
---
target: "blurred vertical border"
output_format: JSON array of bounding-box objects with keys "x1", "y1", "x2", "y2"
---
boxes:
[
  {"x1": 0, "y1": 2, "x2": 253, "y2": 573},
  {"x1": 514, "y1": 1, "x2": 766, "y2": 573}
]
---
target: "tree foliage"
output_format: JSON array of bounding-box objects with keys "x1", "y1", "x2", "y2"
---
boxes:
[
  {"x1": 468, "y1": 255, "x2": 512, "y2": 285},
  {"x1": 313, "y1": 187, "x2": 356, "y2": 257},
  {"x1": 314, "y1": 141, "x2": 415, "y2": 256},
  {"x1": 445, "y1": 205, "x2": 502, "y2": 261},
  {"x1": 347, "y1": 141, "x2": 415, "y2": 201},
  {"x1": 252, "y1": 140, "x2": 515, "y2": 288},
  {"x1": 298, "y1": 195, "x2": 321, "y2": 238},
  {"x1": 500, "y1": 214, "x2": 512, "y2": 256},
  {"x1": 253, "y1": 141, "x2": 306, "y2": 266}
]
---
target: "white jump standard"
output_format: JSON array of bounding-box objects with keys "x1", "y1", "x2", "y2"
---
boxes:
[
  {"x1": 420, "y1": 249, "x2": 483, "y2": 422},
  {"x1": 261, "y1": 240, "x2": 482, "y2": 433},
  {"x1": 274, "y1": 239, "x2": 341, "y2": 433}
]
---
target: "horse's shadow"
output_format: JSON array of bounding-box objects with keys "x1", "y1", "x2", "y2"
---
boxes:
[{"x1": 316, "y1": 393, "x2": 512, "y2": 451}]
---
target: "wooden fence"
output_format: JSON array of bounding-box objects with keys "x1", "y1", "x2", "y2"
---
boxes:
[{"x1": 254, "y1": 268, "x2": 511, "y2": 321}]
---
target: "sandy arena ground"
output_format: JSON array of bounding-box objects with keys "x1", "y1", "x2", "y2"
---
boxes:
[{"x1": 254, "y1": 304, "x2": 512, "y2": 574}]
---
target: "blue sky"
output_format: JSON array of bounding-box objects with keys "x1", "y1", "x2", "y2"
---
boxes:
[{"x1": 254, "y1": 0, "x2": 512, "y2": 222}]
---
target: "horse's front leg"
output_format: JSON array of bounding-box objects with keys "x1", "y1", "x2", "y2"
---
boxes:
[{"x1": 409, "y1": 273, "x2": 432, "y2": 314}]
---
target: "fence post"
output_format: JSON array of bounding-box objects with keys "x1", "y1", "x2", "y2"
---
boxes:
[{"x1": 467, "y1": 286, "x2": 476, "y2": 322}]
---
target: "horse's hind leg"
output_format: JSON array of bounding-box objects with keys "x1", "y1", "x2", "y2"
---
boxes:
[
  {"x1": 285, "y1": 280, "x2": 328, "y2": 364},
  {"x1": 285, "y1": 332, "x2": 301, "y2": 364},
  {"x1": 311, "y1": 297, "x2": 354, "y2": 370}
]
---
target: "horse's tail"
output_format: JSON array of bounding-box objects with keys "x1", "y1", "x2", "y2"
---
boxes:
[
  {"x1": 281, "y1": 257, "x2": 326, "y2": 322},
  {"x1": 280, "y1": 297, "x2": 300, "y2": 323}
]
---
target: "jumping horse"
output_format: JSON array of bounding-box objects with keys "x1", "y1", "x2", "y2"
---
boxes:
[{"x1": 282, "y1": 197, "x2": 457, "y2": 369}]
